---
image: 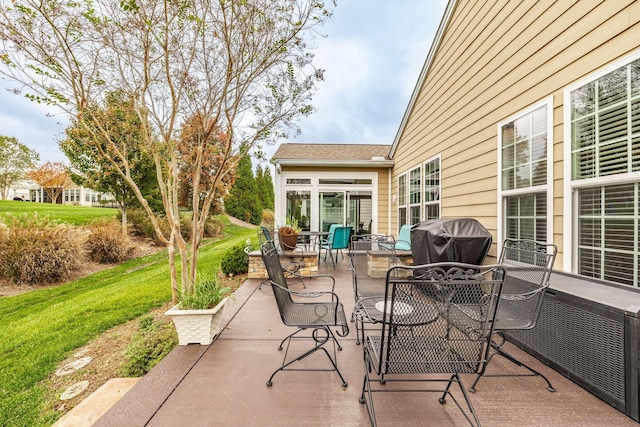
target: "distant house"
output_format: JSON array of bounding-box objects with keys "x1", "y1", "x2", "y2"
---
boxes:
[{"x1": 6, "y1": 178, "x2": 115, "y2": 207}]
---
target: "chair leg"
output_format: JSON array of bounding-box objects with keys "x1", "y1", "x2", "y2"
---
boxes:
[
  {"x1": 437, "y1": 374, "x2": 482, "y2": 426},
  {"x1": 469, "y1": 336, "x2": 556, "y2": 393},
  {"x1": 267, "y1": 326, "x2": 347, "y2": 387},
  {"x1": 360, "y1": 349, "x2": 378, "y2": 427}
]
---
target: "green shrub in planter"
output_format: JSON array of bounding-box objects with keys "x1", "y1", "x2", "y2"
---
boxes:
[
  {"x1": 221, "y1": 244, "x2": 249, "y2": 276},
  {"x1": 179, "y1": 275, "x2": 232, "y2": 310}
]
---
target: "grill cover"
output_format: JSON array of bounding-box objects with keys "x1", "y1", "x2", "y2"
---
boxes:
[{"x1": 410, "y1": 218, "x2": 492, "y2": 265}]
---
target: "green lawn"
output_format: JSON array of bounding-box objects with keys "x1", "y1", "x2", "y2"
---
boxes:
[
  {"x1": 0, "y1": 216, "x2": 257, "y2": 427},
  {"x1": 0, "y1": 200, "x2": 118, "y2": 226}
]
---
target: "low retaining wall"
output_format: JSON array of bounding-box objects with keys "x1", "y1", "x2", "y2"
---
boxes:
[
  {"x1": 367, "y1": 250, "x2": 413, "y2": 277},
  {"x1": 247, "y1": 250, "x2": 318, "y2": 279}
]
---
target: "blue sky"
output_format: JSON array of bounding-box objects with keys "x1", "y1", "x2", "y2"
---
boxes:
[{"x1": 0, "y1": 0, "x2": 448, "y2": 164}]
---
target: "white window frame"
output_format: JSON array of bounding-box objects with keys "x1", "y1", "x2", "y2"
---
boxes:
[
  {"x1": 397, "y1": 172, "x2": 407, "y2": 229},
  {"x1": 408, "y1": 166, "x2": 422, "y2": 225},
  {"x1": 497, "y1": 97, "x2": 554, "y2": 251},
  {"x1": 563, "y1": 49, "x2": 640, "y2": 276},
  {"x1": 423, "y1": 155, "x2": 441, "y2": 220}
]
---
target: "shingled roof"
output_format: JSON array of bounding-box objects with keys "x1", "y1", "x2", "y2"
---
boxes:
[{"x1": 272, "y1": 143, "x2": 393, "y2": 167}]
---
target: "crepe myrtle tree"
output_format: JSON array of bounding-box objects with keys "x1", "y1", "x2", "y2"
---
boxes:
[{"x1": 0, "y1": 0, "x2": 335, "y2": 303}]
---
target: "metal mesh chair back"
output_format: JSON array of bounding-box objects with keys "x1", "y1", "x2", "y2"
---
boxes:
[
  {"x1": 259, "y1": 226, "x2": 274, "y2": 243},
  {"x1": 366, "y1": 263, "x2": 505, "y2": 376},
  {"x1": 260, "y1": 239, "x2": 291, "y2": 317},
  {"x1": 349, "y1": 234, "x2": 397, "y2": 300},
  {"x1": 495, "y1": 239, "x2": 557, "y2": 331},
  {"x1": 260, "y1": 239, "x2": 347, "y2": 330}
]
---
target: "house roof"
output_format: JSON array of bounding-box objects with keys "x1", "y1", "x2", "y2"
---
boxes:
[
  {"x1": 271, "y1": 143, "x2": 394, "y2": 168},
  {"x1": 389, "y1": 0, "x2": 457, "y2": 158}
]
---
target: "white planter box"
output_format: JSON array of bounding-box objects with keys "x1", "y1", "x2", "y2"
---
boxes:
[{"x1": 165, "y1": 297, "x2": 228, "y2": 345}]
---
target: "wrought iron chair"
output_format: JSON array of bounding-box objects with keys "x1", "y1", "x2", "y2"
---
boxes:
[
  {"x1": 321, "y1": 225, "x2": 352, "y2": 267},
  {"x1": 348, "y1": 233, "x2": 398, "y2": 344},
  {"x1": 468, "y1": 238, "x2": 557, "y2": 393},
  {"x1": 358, "y1": 263, "x2": 505, "y2": 427},
  {"x1": 259, "y1": 238, "x2": 350, "y2": 387},
  {"x1": 257, "y1": 226, "x2": 305, "y2": 289}
]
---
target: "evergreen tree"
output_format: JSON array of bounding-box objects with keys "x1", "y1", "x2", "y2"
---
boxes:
[
  {"x1": 256, "y1": 164, "x2": 275, "y2": 211},
  {"x1": 224, "y1": 155, "x2": 262, "y2": 225}
]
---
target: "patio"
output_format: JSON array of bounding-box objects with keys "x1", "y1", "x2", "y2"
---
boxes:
[{"x1": 95, "y1": 258, "x2": 639, "y2": 427}]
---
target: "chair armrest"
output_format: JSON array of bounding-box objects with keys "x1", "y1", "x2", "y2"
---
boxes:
[
  {"x1": 501, "y1": 286, "x2": 546, "y2": 301},
  {"x1": 270, "y1": 282, "x2": 342, "y2": 309},
  {"x1": 305, "y1": 273, "x2": 336, "y2": 292},
  {"x1": 394, "y1": 239, "x2": 411, "y2": 251}
]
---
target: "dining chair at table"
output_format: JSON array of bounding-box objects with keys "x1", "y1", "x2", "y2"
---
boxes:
[
  {"x1": 321, "y1": 225, "x2": 352, "y2": 267},
  {"x1": 468, "y1": 238, "x2": 557, "y2": 393},
  {"x1": 358, "y1": 262, "x2": 505, "y2": 427}
]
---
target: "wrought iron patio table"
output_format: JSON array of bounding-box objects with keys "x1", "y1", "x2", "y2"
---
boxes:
[
  {"x1": 353, "y1": 294, "x2": 439, "y2": 331},
  {"x1": 299, "y1": 231, "x2": 329, "y2": 263}
]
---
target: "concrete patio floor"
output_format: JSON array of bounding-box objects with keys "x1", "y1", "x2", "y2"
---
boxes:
[{"x1": 95, "y1": 259, "x2": 639, "y2": 426}]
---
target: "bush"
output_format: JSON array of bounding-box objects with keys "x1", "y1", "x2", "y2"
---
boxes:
[
  {"x1": 120, "y1": 314, "x2": 178, "y2": 377},
  {"x1": 121, "y1": 209, "x2": 225, "y2": 243},
  {"x1": 179, "y1": 213, "x2": 193, "y2": 241},
  {"x1": 0, "y1": 214, "x2": 84, "y2": 285},
  {"x1": 120, "y1": 209, "x2": 170, "y2": 245},
  {"x1": 204, "y1": 217, "x2": 224, "y2": 237},
  {"x1": 220, "y1": 244, "x2": 249, "y2": 276},
  {"x1": 85, "y1": 219, "x2": 134, "y2": 263},
  {"x1": 122, "y1": 209, "x2": 153, "y2": 237},
  {"x1": 261, "y1": 209, "x2": 274, "y2": 228}
]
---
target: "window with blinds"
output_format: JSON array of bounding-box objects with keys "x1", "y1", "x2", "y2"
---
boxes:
[
  {"x1": 571, "y1": 59, "x2": 640, "y2": 180},
  {"x1": 423, "y1": 157, "x2": 440, "y2": 220},
  {"x1": 500, "y1": 103, "x2": 549, "y2": 241},
  {"x1": 570, "y1": 57, "x2": 640, "y2": 287},
  {"x1": 577, "y1": 184, "x2": 638, "y2": 287}
]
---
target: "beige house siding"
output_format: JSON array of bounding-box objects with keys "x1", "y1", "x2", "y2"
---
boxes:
[
  {"x1": 391, "y1": 0, "x2": 640, "y2": 268},
  {"x1": 280, "y1": 165, "x2": 391, "y2": 234}
]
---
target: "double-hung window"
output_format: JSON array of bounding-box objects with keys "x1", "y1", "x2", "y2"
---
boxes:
[
  {"x1": 499, "y1": 99, "x2": 552, "y2": 245},
  {"x1": 423, "y1": 156, "x2": 440, "y2": 220},
  {"x1": 398, "y1": 158, "x2": 441, "y2": 230},
  {"x1": 409, "y1": 167, "x2": 421, "y2": 225},
  {"x1": 565, "y1": 54, "x2": 640, "y2": 287},
  {"x1": 397, "y1": 174, "x2": 407, "y2": 228}
]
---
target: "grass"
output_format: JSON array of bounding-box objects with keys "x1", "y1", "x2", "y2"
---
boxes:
[
  {"x1": 0, "y1": 215, "x2": 258, "y2": 427},
  {"x1": 0, "y1": 200, "x2": 118, "y2": 226}
]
